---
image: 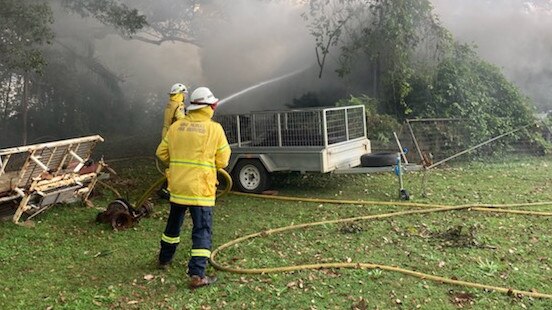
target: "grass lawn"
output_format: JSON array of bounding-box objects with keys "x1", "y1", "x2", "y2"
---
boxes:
[{"x1": 1, "y1": 156, "x2": 552, "y2": 309}]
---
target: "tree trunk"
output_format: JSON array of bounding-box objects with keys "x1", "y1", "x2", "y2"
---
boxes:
[
  {"x1": 2, "y1": 74, "x2": 13, "y2": 138},
  {"x1": 372, "y1": 59, "x2": 379, "y2": 97},
  {"x1": 2, "y1": 74, "x2": 12, "y2": 120},
  {"x1": 21, "y1": 72, "x2": 29, "y2": 145}
]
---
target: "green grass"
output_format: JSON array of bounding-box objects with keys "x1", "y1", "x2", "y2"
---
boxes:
[{"x1": 2, "y1": 156, "x2": 552, "y2": 309}]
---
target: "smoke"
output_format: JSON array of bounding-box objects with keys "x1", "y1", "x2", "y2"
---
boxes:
[
  {"x1": 48, "y1": 0, "x2": 552, "y2": 126},
  {"x1": 49, "y1": 1, "x2": 203, "y2": 129},
  {"x1": 431, "y1": 0, "x2": 552, "y2": 111},
  {"x1": 51, "y1": 4, "x2": 201, "y2": 92},
  {"x1": 198, "y1": 0, "x2": 320, "y2": 114},
  {"x1": 52, "y1": 0, "x2": 336, "y2": 116}
]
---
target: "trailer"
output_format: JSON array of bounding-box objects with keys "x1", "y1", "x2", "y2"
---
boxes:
[{"x1": 215, "y1": 105, "x2": 373, "y2": 193}]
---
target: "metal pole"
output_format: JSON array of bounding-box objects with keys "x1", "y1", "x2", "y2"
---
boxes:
[
  {"x1": 277, "y1": 113, "x2": 282, "y2": 147},
  {"x1": 393, "y1": 132, "x2": 408, "y2": 164},
  {"x1": 251, "y1": 114, "x2": 256, "y2": 143},
  {"x1": 322, "y1": 110, "x2": 328, "y2": 147},
  {"x1": 0, "y1": 135, "x2": 104, "y2": 156},
  {"x1": 344, "y1": 109, "x2": 349, "y2": 141},
  {"x1": 397, "y1": 158, "x2": 404, "y2": 189},
  {"x1": 30, "y1": 155, "x2": 49, "y2": 171},
  {"x1": 0, "y1": 154, "x2": 9, "y2": 176},
  {"x1": 236, "y1": 115, "x2": 241, "y2": 147},
  {"x1": 362, "y1": 106, "x2": 367, "y2": 139},
  {"x1": 406, "y1": 120, "x2": 424, "y2": 164},
  {"x1": 407, "y1": 118, "x2": 462, "y2": 123}
]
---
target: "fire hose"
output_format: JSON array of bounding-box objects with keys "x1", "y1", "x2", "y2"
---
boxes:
[
  {"x1": 98, "y1": 166, "x2": 552, "y2": 299},
  {"x1": 96, "y1": 169, "x2": 232, "y2": 230},
  {"x1": 134, "y1": 169, "x2": 233, "y2": 210},
  {"x1": 210, "y1": 193, "x2": 552, "y2": 300}
]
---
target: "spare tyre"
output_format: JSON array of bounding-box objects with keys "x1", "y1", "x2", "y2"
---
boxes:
[{"x1": 360, "y1": 152, "x2": 399, "y2": 167}]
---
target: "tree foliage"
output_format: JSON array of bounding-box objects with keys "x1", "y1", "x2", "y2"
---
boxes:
[
  {"x1": 61, "y1": 0, "x2": 147, "y2": 35},
  {"x1": 118, "y1": 0, "x2": 206, "y2": 45},
  {"x1": 0, "y1": 0, "x2": 149, "y2": 146},
  {"x1": 0, "y1": 0, "x2": 222, "y2": 147},
  {"x1": 407, "y1": 43, "x2": 537, "y2": 149},
  {"x1": 302, "y1": 0, "x2": 356, "y2": 78},
  {"x1": 0, "y1": 0, "x2": 54, "y2": 73},
  {"x1": 72, "y1": 0, "x2": 218, "y2": 46},
  {"x1": 303, "y1": 0, "x2": 542, "y2": 152},
  {"x1": 304, "y1": 0, "x2": 450, "y2": 118}
]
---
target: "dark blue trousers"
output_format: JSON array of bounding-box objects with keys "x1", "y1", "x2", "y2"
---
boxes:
[{"x1": 159, "y1": 203, "x2": 213, "y2": 277}]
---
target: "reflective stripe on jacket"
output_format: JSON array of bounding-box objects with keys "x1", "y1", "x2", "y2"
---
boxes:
[
  {"x1": 161, "y1": 94, "x2": 185, "y2": 138},
  {"x1": 156, "y1": 106, "x2": 231, "y2": 207}
]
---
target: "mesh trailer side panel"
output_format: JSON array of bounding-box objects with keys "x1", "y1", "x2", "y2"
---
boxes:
[
  {"x1": 280, "y1": 110, "x2": 324, "y2": 147},
  {"x1": 215, "y1": 105, "x2": 366, "y2": 148},
  {"x1": 347, "y1": 107, "x2": 365, "y2": 140}
]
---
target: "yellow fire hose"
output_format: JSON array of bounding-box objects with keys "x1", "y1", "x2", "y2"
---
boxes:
[
  {"x1": 133, "y1": 169, "x2": 233, "y2": 210},
  {"x1": 210, "y1": 192, "x2": 552, "y2": 299},
  {"x1": 99, "y1": 168, "x2": 552, "y2": 299}
]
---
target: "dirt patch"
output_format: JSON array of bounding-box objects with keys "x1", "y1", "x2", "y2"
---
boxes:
[
  {"x1": 430, "y1": 224, "x2": 495, "y2": 249},
  {"x1": 339, "y1": 223, "x2": 364, "y2": 234},
  {"x1": 449, "y1": 291, "x2": 475, "y2": 308}
]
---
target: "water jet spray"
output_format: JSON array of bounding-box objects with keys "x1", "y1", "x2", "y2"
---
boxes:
[{"x1": 218, "y1": 68, "x2": 308, "y2": 107}]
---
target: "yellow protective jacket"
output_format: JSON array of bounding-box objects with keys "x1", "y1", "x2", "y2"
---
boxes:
[
  {"x1": 156, "y1": 106, "x2": 231, "y2": 207},
  {"x1": 161, "y1": 93, "x2": 186, "y2": 138}
]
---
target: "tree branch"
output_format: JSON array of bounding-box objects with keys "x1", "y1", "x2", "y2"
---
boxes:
[
  {"x1": 316, "y1": 14, "x2": 352, "y2": 78},
  {"x1": 127, "y1": 35, "x2": 200, "y2": 47},
  {"x1": 54, "y1": 40, "x2": 125, "y2": 83}
]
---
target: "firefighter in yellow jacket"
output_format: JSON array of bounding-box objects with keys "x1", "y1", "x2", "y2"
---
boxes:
[
  {"x1": 158, "y1": 83, "x2": 187, "y2": 200},
  {"x1": 161, "y1": 83, "x2": 187, "y2": 138},
  {"x1": 156, "y1": 86, "x2": 231, "y2": 289}
]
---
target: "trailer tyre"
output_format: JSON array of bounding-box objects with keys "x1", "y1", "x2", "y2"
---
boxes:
[
  {"x1": 360, "y1": 152, "x2": 399, "y2": 167},
  {"x1": 233, "y1": 159, "x2": 270, "y2": 193}
]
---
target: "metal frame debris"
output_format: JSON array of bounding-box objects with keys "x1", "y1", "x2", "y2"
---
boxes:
[{"x1": 0, "y1": 135, "x2": 105, "y2": 223}]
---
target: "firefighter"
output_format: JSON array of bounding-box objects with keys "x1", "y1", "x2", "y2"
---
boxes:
[
  {"x1": 161, "y1": 83, "x2": 187, "y2": 138},
  {"x1": 155, "y1": 86, "x2": 231, "y2": 289},
  {"x1": 158, "y1": 83, "x2": 188, "y2": 200}
]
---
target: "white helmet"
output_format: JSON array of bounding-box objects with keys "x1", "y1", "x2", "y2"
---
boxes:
[
  {"x1": 169, "y1": 83, "x2": 188, "y2": 94},
  {"x1": 187, "y1": 87, "x2": 219, "y2": 111}
]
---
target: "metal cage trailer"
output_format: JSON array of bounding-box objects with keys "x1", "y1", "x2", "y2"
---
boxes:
[{"x1": 215, "y1": 105, "x2": 372, "y2": 193}]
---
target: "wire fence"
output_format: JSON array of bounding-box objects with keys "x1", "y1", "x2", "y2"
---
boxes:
[{"x1": 371, "y1": 118, "x2": 551, "y2": 167}]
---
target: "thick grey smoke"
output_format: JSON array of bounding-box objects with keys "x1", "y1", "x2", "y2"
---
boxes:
[
  {"x1": 431, "y1": 0, "x2": 552, "y2": 111},
  {"x1": 52, "y1": 0, "x2": 335, "y2": 115},
  {"x1": 50, "y1": 2, "x2": 203, "y2": 117},
  {"x1": 36, "y1": 1, "x2": 552, "y2": 122}
]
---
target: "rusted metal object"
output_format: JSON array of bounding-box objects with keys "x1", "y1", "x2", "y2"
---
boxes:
[
  {"x1": 0, "y1": 135, "x2": 105, "y2": 223},
  {"x1": 96, "y1": 198, "x2": 153, "y2": 230}
]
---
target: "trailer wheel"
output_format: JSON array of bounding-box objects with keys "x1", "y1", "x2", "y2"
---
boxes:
[{"x1": 233, "y1": 159, "x2": 270, "y2": 193}]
